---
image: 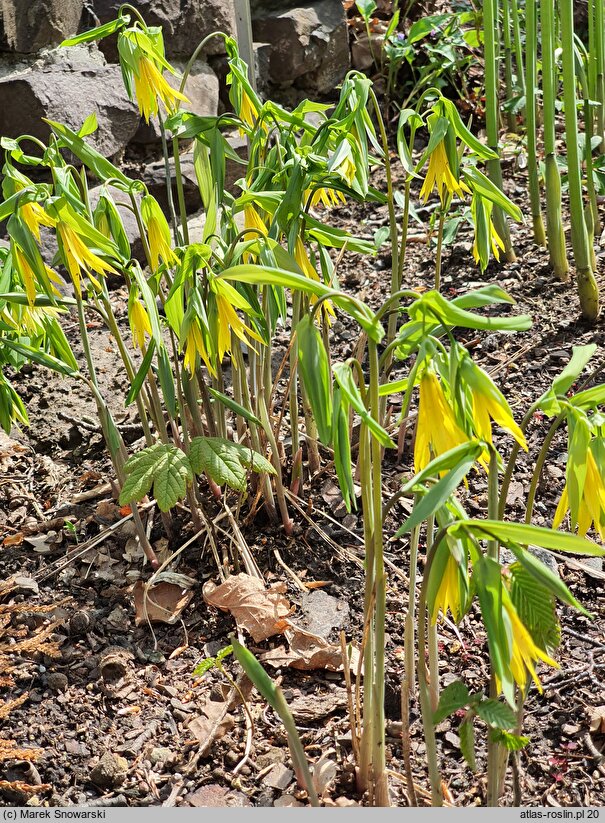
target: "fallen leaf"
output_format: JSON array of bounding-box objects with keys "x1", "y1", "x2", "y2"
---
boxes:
[
  {"x1": 590, "y1": 706, "x2": 605, "y2": 735},
  {"x1": 133, "y1": 579, "x2": 194, "y2": 625},
  {"x1": 261, "y1": 626, "x2": 359, "y2": 672},
  {"x1": 203, "y1": 573, "x2": 292, "y2": 642},
  {"x1": 188, "y1": 700, "x2": 235, "y2": 756},
  {"x1": 2, "y1": 533, "x2": 24, "y2": 547}
]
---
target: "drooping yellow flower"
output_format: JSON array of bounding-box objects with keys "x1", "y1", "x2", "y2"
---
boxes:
[
  {"x1": 430, "y1": 547, "x2": 465, "y2": 624},
  {"x1": 56, "y1": 222, "x2": 117, "y2": 297},
  {"x1": 12, "y1": 245, "x2": 38, "y2": 307},
  {"x1": 243, "y1": 205, "x2": 268, "y2": 237},
  {"x1": 414, "y1": 370, "x2": 470, "y2": 472},
  {"x1": 419, "y1": 140, "x2": 470, "y2": 204},
  {"x1": 133, "y1": 54, "x2": 189, "y2": 123},
  {"x1": 553, "y1": 447, "x2": 605, "y2": 540},
  {"x1": 129, "y1": 299, "x2": 152, "y2": 350},
  {"x1": 141, "y1": 195, "x2": 177, "y2": 271},
  {"x1": 19, "y1": 200, "x2": 55, "y2": 242},
  {"x1": 471, "y1": 192, "x2": 505, "y2": 269},
  {"x1": 183, "y1": 319, "x2": 213, "y2": 375},
  {"x1": 305, "y1": 187, "x2": 346, "y2": 209},
  {"x1": 239, "y1": 89, "x2": 259, "y2": 131},
  {"x1": 294, "y1": 237, "x2": 334, "y2": 319},
  {"x1": 211, "y1": 278, "x2": 264, "y2": 364},
  {"x1": 460, "y1": 357, "x2": 527, "y2": 452},
  {"x1": 501, "y1": 599, "x2": 558, "y2": 693}
]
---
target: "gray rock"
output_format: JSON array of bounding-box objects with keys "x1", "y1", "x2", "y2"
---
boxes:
[
  {"x1": 262, "y1": 762, "x2": 293, "y2": 791},
  {"x1": 91, "y1": 0, "x2": 236, "y2": 61},
  {"x1": 141, "y1": 153, "x2": 201, "y2": 216},
  {"x1": 90, "y1": 752, "x2": 128, "y2": 790},
  {"x1": 0, "y1": 0, "x2": 83, "y2": 53},
  {"x1": 132, "y1": 59, "x2": 219, "y2": 147},
  {"x1": 252, "y1": 0, "x2": 350, "y2": 95},
  {"x1": 500, "y1": 545, "x2": 559, "y2": 575},
  {"x1": 0, "y1": 45, "x2": 140, "y2": 160}
]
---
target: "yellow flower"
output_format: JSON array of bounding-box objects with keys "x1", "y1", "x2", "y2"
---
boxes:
[
  {"x1": 133, "y1": 54, "x2": 189, "y2": 123},
  {"x1": 243, "y1": 205, "x2": 268, "y2": 237},
  {"x1": 430, "y1": 547, "x2": 465, "y2": 624},
  {"x1": 239, "y1": 89, "x2": 259, "y2": 131},
  {"x1": 141, "y1": 195, "x2": 177, "y2": 271},
  {"x1": 414, "y1": 370, "x2": 470, "y2": 471},
  {"x1": 471, "y1": 193, "x2": 505, "y2": 268},
  {"x1": 12, "y1": 245, "x2": 38, "y2": 307},
  {"x1": 294, "y1": 237, "x2": 334, "y2": 320},
  {"x1": 460, "y1": 357, "x2": 527, "y2": 452},
  {"x1": 57, "y1": 222, "x2": 117, "y2": 297},
  {"x1": 20, "y1": 201, "x2": 55, "y2": 242},
  {"x1": 211, "y1": 279, "x2": 264, "y2": 364},
  {"x1": 183, "y1": 319, "x2": 213, "y2": 375},
  {"x1": 419, "y1": 140, "x2": 469, "y2": 204},
  {"x1": 129, "y1": 299, "x2": 152, "y2": 350},
  {"x1": 501, "y1": 599, "x2": 558, "y2": 693},
  {"x1": 553, "y1": 447, "x2": 605, "y2": 539},
  {"x1": 305, "y1": 187, "x2": 346, "y2": 209}
]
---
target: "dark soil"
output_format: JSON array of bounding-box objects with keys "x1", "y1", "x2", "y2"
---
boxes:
[{"x1": 1, "y1": 139, "x2": 605, "y2": 809}]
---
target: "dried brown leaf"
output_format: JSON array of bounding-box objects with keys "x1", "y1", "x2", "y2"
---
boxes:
[
  {"x1": 188, "y1": 700, "x2": 235, "y2": 755},
  {"x1": 312, "y1": 755, "x2": 337, "y2": 796},
  {"x1": 133, "y1": 580, "x2": 194, "y2": 625},
  {"x1": 0, "y1": 780, "x2": 50, "y2": 794},
  {"x1": 590, "y1": 705, "x2": 605, "y2": 735},
  {"x1": 261, "y1": 625, "x2": 360, "y2": 672},
  {"x1": 203, "y1": 573, "x2": 292, "y2": 643}
]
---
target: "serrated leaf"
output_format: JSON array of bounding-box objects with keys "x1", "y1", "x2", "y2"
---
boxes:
[
  {"x1": 230, "y1": 441, "x2": 276, "y2": 476},
  {"x1": 510, "y1": 563, "x2": 561, "y2": 652},
  {"x1": 193, "y1": 658, "x2": 216, "y2": 677},
  {"x1": 189, "y1": 437, "x2": 247, "y2": 491},
  {"x1": 459, "y1": 713, "x2": 476, "y2": 771},
  {"x1": 490, "y1": 729, "x2": 530, "y2": 751},
  {"x1": 433, "y1": 680, "x2": 470, "y2": 724},
  {"x1": 476, "y1": 698, "x2": 517, "y2": 730},
  {"x1": 120, "y1": 443, "x2": 193, "y2": 512}
]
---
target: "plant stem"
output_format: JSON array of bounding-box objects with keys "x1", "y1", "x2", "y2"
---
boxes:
[
  {"x1": 524, "y1": 0, "x2": 546, "y2": 245},
  {"x1": 524, "y1": 411, "x2": 566, "y2": 524}
]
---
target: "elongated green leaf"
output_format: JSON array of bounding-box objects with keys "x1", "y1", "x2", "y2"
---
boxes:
[
  {"x1": 1, "y1": 338, "x2": 79, "y2": 377},
  {"x1": 208, "y1": 388, "x2": 261, "y2": 426},
  {"x1": 401, "y1": 441, "x2": 482, "y2": 494},
  {"x1": 333, "y1": 362, "x2": 394, "y2": 448},
  {"x1": 296, "y1": 314, "x2": 332, "y2": 445},
  {"x1": 433, "y1": 680, "x2": 470, "y2": 724},
  {"x1": 395, "y1": 455, "x2": 477, "y2": 536},
  {"x1": 45, "y1": 119, "x2": 132, "y2": 186},
  {"x1": 125, "y1": 339, "x2": 156, "y2": 407},
  {"x1": 61, "y1": 16, "x2": 128, "y2": 46},
  {"x1": 508, "y1": 546, "x2": 586, "y2": 615},
  {"x1": 332, "y1": 387, "x2": 356, "y2": 512},
  {"x1": 407, "y1": 290, "x2": 532, "y2": 333},
  {"x1": 456, "y1": 520, "x2": 605, "y2": 557},
  {"x1": 230, "y1": 636, "x2": 278, "y2": 706},
  {"x1": 463, "y1": 166, "x2": 523, "y2": 221},
  {"x1": 459, "y1": 713, "x2": 477, "y2": 771}
]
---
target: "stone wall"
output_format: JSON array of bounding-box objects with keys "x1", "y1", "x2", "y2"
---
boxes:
[{"x1": 0, "y1": 0, "x2": 351, "y2": 160}]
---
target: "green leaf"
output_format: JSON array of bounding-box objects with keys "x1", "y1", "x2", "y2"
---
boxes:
[
  {"x1": 463, "y1": 166, "x2": 523, "y2": 221},
  {"x1": 395, "y1": 452, "x2": 479, "y2": 536},
  {"x1": 189, "y1": 437, "x2": 274, "y2": 491},
  {"x1": 476, "y1": 698, "x2": 517, "y2": 729},
  {"x1": 44, "y1": 119, "x2": 132, "y2": 186},
  {"x1": 401, "y1": 442, "x2": 482, "y2": 493},
  {"x1": 189, "y1": 436, "x2": 246, "y2": 491},
  {"x1": 407, "y1": 290, "x2": 532, "y2": 333},
  {"x1": 459, "y1": 713, "x2": 477, "y2": 771},
  {"x1": 193, "y1": 657, "x2": 217, "y2": 677},
  {"x1": 490, "y1": 729, "x2": 530, "y2": 751},
  {"x1": 125, "y1": 340, "x2": 156, "y2": 407},
  {"x1": 230, "y1": 635, "x2": 278, "y2": 707},
  {"x1": 333, "y1": 362, "x2": 394, "y2": 448},
  {"x1": 455, "y1": 519, "x2": 605, "y2": 557},
  {"x1": 508, "y1": 543, "x2": 587, "y2": 614},
  {"x1": 119, "y1": 443, "x2": 193, "y2": 512},
  {"x1": 332, "y1": 387, "x2": 356, "y2": 512},
  {"x1": 0, "y1": 338, "x2": 79, "y2": 378},
  {"x1": 355, "y1": 0, "x2": 377, "y2": 21},
  {"x1": 208, "y1": 388, "x2": 261, "y2": 426},
  {"x1": 61, "y1": 16, "x2": 128, "y2": 46},
  {"x1": 296, "y1": 314, "x2": 332, "y2": 445},
  {"x1": 510, "y1": 562, "x2": 563, "y2": 651},
  {"x1": 539, "y1": 344, "x2": 597, "y2": 415},
  {"x1": 433, "y1": 680, "x2": 470, "y2": 724}
]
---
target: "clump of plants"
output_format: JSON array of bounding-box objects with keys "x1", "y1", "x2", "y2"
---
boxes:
[{"x1": 0, "y1": 3, "x2": 604, "y2": 808}]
